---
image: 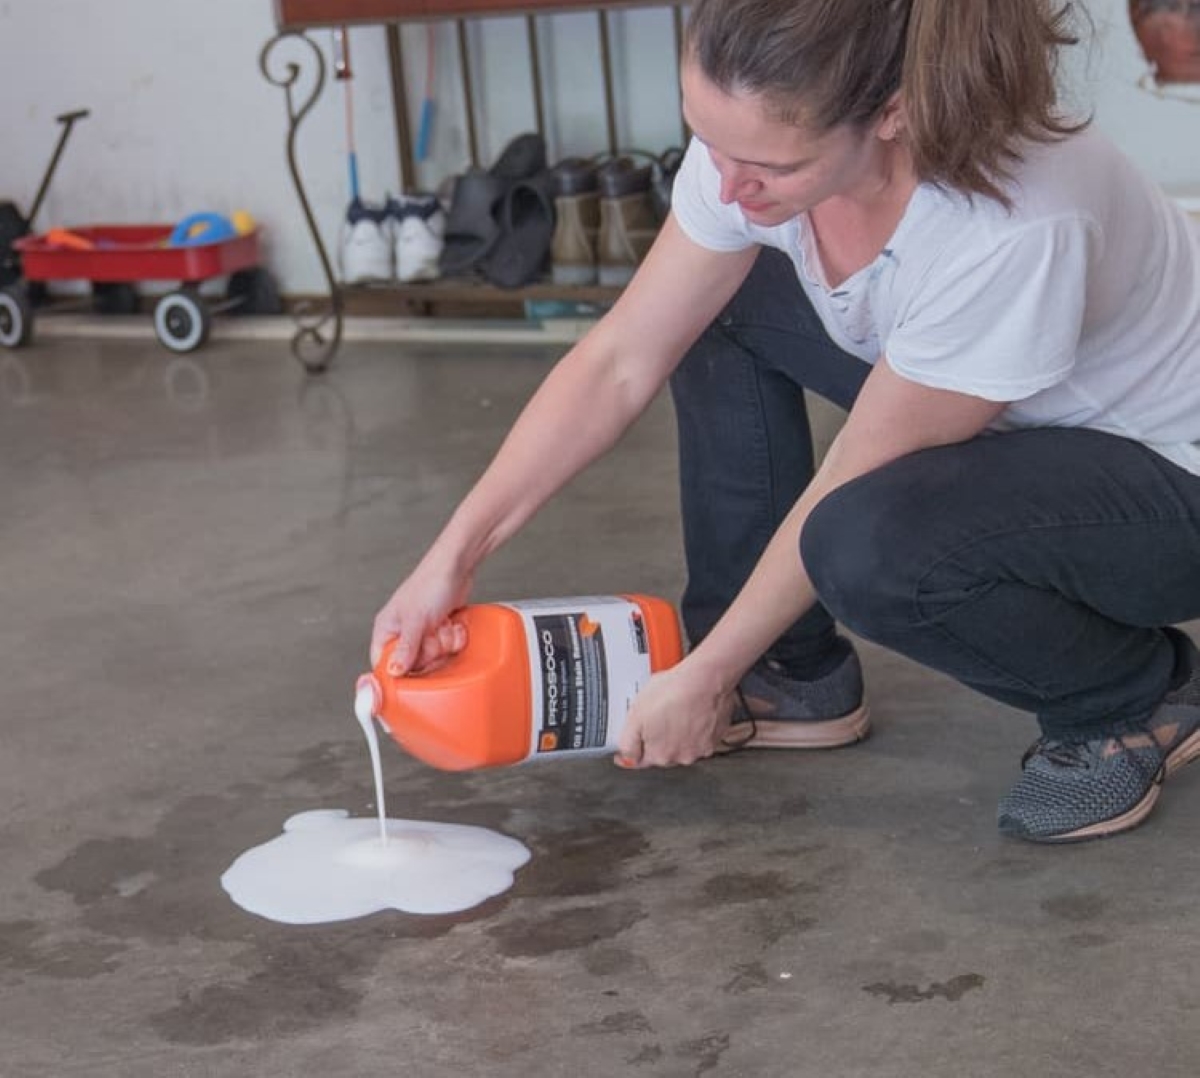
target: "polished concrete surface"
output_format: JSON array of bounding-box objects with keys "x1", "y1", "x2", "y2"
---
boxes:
[{"x1": 3, "y1": 334, "x2": 1200, "y2": 1077}]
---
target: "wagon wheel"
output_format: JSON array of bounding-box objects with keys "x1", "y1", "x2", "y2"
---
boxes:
[
  {"x1": 0, "y1": 285, "x2": 33, "y2": 348},
  {"x1": 154, "y1": 288, "x2": 211, "y2": 353}
]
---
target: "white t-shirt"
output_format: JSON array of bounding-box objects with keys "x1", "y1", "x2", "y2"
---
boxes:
[{"x1": 671, "y1": 126, "x2": 1200, "y2": 474}]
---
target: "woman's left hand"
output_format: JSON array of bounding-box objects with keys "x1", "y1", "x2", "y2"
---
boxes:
[{"x1": 615, "y1": 660, "x2": 738, "y2": 768}]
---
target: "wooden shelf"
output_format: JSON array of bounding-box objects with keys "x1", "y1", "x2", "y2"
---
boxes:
[
  {"x1": 276, "y1": 0, "x2": 660, "y2": 29},
  {"x1": 262, "y1": 0, "x2": 677, "y2": 364},
  {"x1": 340, "y1": 278, "x2": 620, "y2": 318}
]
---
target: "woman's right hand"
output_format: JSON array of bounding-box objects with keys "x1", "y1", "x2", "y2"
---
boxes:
[{"x1": 369, "y1": 557, "x2": 474, "y2": 676}]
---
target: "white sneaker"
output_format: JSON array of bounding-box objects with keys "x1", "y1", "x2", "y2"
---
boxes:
[
  {"x1": 339, "y1": 198, "x2": 393, "y2": 284},
  {"x1": 387, "y1": 194, "x2": 445, "y2": 283}
]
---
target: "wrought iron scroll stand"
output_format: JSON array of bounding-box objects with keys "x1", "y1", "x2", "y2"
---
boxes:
[{"x1": 260, "y1": 31, "x2": 344, "y2": 374}]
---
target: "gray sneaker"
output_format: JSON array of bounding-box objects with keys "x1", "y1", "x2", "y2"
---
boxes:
[
  {"x1": 718, "y1": 646, "x2": 871, "y2": 752},
  {"x1": 998, "y1": 638, "x2": 1200, "y2": 843}
]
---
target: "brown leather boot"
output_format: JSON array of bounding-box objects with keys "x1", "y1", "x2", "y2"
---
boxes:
[
  {"x1": 550, "y1": 158, "x2": 601, "y2": 286},
  {"x1": 597, "y1": 159, "x2": 659, "y2": 287}
]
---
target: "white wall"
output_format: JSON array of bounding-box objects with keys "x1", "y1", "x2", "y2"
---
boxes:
[
  {"x1": 0, "y1": 0, "x2": 1196, "y2": 294},
  {"x1": 1066, "y1": 2, "x2": 1200, "y2": 196}
]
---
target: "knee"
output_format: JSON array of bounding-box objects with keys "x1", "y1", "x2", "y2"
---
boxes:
[{"x1": 800, "y1": 468, "x2": 927, "y2": 637}]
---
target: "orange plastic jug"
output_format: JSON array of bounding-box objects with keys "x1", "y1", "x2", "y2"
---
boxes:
[{"x1": 357, "y1": 594, "x2": 683, "y2": 771}]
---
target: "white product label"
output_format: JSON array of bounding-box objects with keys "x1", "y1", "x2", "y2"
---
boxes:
[{"x1": 502, "y1": 597, "x2": 653, "y2": 760}]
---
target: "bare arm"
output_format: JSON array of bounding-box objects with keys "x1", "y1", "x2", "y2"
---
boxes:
[
  {"x1": 371, "y1": 218, "x2": 759, "y2": 669},
  {"x1": 619, "y1": 356, "x2": 1007, "y2": 765}
]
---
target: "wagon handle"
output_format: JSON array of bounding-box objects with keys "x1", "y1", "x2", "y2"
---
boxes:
[{"x1": 27, "y1": 109, "x2": 91, "y2": 229}]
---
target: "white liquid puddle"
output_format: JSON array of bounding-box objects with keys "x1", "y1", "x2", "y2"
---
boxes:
[{"x1": 220, "y1": 686, "x2": 530, "y2": 925}]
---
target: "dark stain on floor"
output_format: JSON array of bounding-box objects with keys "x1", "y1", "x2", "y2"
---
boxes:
[
  {"x1": 627, "y1": 1044, "x2": 665, "y2": 1067},
  {"x1": 582, "y1": 944, "x2": 643, "y2": 977},
  {"x1": 28, "y1": 777, "x2": 525, "y2": 1045},
  {"x1": 0, "y1": 919, "x2": 124, "y2": 980},
  {"x1": 696, "y1": 870, "x2": 809, "y2": 907},
  {"x1": 723, "y1": 961, "x2": 769, "y2": 995},
  {"x1": 573, "y1": 1009, "x2": 654, "y2": 1036},
  {"x1": 751, "y1": 907, "x2": 819, "y2": 945},
  {"x1": 513, "y1": 817, "x2": 650, "y2": 899},
  {"x1": 862, "y1": 972, "x2": 985, "y2": 1004},
  {"x1": 486, "y1": 898, "x2": 645, "y2": 957},
  {"x1": 677, "y1": 1031, "x2": 732, "y2": 1076},
  {"x1": 148, "y1": 936, "x2": 368, "y2": 1045}
]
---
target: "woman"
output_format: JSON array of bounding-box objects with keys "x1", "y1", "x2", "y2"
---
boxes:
[{"x1": 370, "y1": 0, "x2": 1200, "y2": 843}]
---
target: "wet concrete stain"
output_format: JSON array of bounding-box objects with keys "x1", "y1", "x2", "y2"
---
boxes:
[
  {"x1": 30, "y1": 789, "x2": 507, "y2": 1045},
  {"x1": 573, "y1": 1009, "x2": 654, "y2": 1036},
  {"x1": 751, "y1": 908, "x2": 818, "y2": 946},
  {"x1": 697, "y1": 870, "x2": 811, "y2": 907},
  {"x1": 677, "y1": 1031, "x2": 732, "y2": 1076},
  {"x1": 486, "y1": 899, "x2": 645, "y2": 957},
  {"x1": 148, "y1": 937, "x2": 367, "y2": 1045},
  {"x1": 763, "y1": 841, "x2": 828, "y2": 860},
  {"x1": 862, "y1": 973, "x2": 985, "y2": 1004},
  {"x1": 723, "y1": 961, "x2": 769, "y2": 995},
  {"x1": 1041, "y1": 893, "x2": 1108, "y2": 922},
  {"x1": 628, "y1": 1044, "x2": 665, "y2": 1067},
  {"x1": 512, "y1": 817, "x2": 650, "y2": 899},
  {"x1": 0, "y1": 918, "x2": 124, "y2": 979},
  {"x1": 630, "y1": 861, "x2": 682, "y2": 883},
  {"x1": 698, "y1": 836, "x2": 740, "y2": 854},
  {"x1": 22, "y1": 707, "x2": 681, "y2": 1049},
  {"x1": 582, "y1": 944, "x2": 642, "y2": 976}
]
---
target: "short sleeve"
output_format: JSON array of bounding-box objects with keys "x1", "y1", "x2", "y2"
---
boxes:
[
  {"x1": 669, "y1": 138, "x2": 757, "y2": 253},
  {"x1": 885, "y1": 216, "x2": 1100, "y2": 401}
]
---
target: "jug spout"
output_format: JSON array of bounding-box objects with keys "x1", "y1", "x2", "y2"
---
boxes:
[{"x1": 355, "y1": 674, "x2": 382, "y2": 723}]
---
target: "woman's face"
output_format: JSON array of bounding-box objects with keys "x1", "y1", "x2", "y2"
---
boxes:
[{"x1": 680, "y1": 58, "x2": 894, "y2": 223}]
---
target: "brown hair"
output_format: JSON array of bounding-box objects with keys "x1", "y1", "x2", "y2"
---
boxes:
[{"x1": 684, "y1": 0, "x2": 1087, "y2": 205}]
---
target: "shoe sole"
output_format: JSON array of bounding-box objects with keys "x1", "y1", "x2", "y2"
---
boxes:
[
  {"x1": 716, "y1": 704, "x2": 871, "y2": 753},
  {"x1": 1021, "y1": 779, "x2": 1164, "y2": 843},
  {"x1": 1163, "y1": 725, "x2": 1200, "y2": 776},
  {"x1": 1014, "y1": 729, "x2": 1200, "y2": 843},
  {"x1": 552, "y1": 263, "x2": 598, "y2": 286},
  {"x1": 598, "y1": 264, "x2": 636, "y2": 287}
]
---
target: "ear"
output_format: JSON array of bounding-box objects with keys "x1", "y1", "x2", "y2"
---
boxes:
[{"x1": 876, "y1": 92, "x2": 907, "y2": 142}]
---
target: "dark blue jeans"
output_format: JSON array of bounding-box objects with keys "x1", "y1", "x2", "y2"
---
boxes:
[{"x1": 668, "y1": 248, "x2": 1200, "y2": 737}]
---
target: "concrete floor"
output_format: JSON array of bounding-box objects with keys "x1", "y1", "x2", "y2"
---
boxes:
[{"x1": 4, "y1": 331, "x2": 1200, "y2": 1078}]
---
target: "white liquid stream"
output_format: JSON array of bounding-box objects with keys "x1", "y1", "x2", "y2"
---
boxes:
[
  {"x1": 355, "y1": 684, "x2": 391, "y2": 846},
  {"x1": 220, "y1": 686, "x2": 530, "y2": 925}
]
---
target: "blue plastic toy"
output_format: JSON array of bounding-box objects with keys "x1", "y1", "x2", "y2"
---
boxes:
[{"x1": 169, "y1": 212, "x2": 236, "y2": 247}]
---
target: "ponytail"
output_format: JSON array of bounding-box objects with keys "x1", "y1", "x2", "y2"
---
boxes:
[{"x1": 902, "y1": 0, "x2": 1086, "y2": 205}]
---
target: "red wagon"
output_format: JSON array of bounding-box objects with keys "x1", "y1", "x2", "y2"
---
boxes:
[{"x1": 1, "y1": 223, "x2": 278, "y2": 353}]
